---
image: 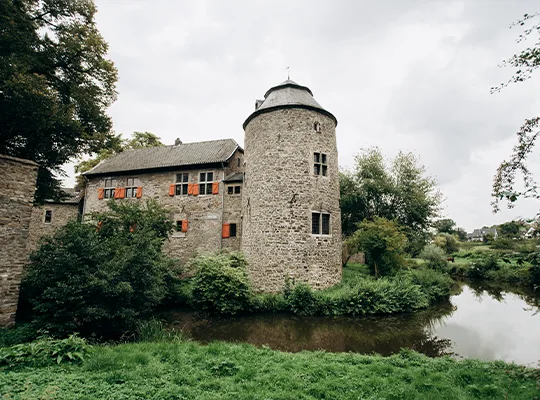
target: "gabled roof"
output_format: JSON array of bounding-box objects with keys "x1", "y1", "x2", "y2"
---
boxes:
[
  {"x1": 44, "y1": 188, "x2": 82, "y2": 204},
  {"x1": 223, "y1": 172, "x2": 244, "y2": 182},
  {"x1": 243, "y1": 80, "x2": 337, "y2": 129},
  {"x1": 83, "y1": 139, "x2": 242, "y2": 176}
]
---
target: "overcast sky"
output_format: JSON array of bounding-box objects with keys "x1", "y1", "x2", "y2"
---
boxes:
[{"x1": 65, "y1": 0, "x2": 540, "y2": 231}]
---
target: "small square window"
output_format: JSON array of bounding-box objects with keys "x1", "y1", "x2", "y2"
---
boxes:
[
  {"x1": 230, "y1": 223, "x2": 237, "y2": 237},
  {"x1": 199, "y1": 172, "x2": 214, "y2": 195},
  {"x1": 228, "y1": 186, "x2": 234, "y2": 195},
  {"x1": 176, "y1": 221, "x2": 183, "y2": 232},
  {"x1": 312, "y1": 212, "x2": 330, "y2": 235},
  {"x1": 44, "y1": 210, "x2": 52, "y2": 223},
  {"x1": 234, "y1": 186, "x2": 241, "y2": 194}
]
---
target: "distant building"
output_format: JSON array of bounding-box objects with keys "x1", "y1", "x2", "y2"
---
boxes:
[{"x1": 467, "y1": 227, "x2": 498, "y2": 242}]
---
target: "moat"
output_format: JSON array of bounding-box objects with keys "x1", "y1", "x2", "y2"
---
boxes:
[{"x1": 164, "y1": 281, "x2": 540, "y2": 366}]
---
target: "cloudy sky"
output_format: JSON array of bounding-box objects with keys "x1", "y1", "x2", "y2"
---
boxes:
[{"x1": 66, "y1": 0, "x2": 540, "y2": 231}]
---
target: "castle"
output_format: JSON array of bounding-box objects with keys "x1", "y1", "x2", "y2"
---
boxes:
[{"x1": 31, "y1": 80, "x2": 343, "y2": 292}]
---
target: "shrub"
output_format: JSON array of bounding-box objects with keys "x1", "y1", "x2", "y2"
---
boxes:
[
  {"x1": 433, "y1": 233, "x2": 460, "y2": 254},
  {"x1": 190, "y1": 253, "x2": 252, "y2": 315},
  {"x1": 0, "y1": 334, "x2": 91, "y2": 368},
  {"x1": 419, "y1": 244, "x2": 449, "y2": 271},
  {"x1": 21, "y1": 200, "x2": 175, "y2": 339},
  {"x1": 401, "y1": 269, "x2": 454, "y2": 302},
  {"x1": 469, "y1": 254, "x2": 500, "y2": 279},
  {"x1": 286, "y1": 283, "x2": 319, "y2": 316},
  {"x1": 250, "y1": 293, "x2": 288, "y2": 313},
  {"x1": 490, "y1": 238, "x2": 517, "y2": 250},
  {"x1": 527, "y1": 251, "x2": 540, "y2": 287},
  {"x1": 0, "y1": 324, "x2": 40, "y2": 347}
]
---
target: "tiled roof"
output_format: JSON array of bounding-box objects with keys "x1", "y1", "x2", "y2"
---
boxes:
[
  {"x1": 45, "y1": 188, "x2": 82, "y2": 204},
  {"x1": 84, "y1": 139, "x2": 242, "y2": 176},
  {"x1": 224, "y1": 172, "x2": 244, "y2": 182},
  {"x1": 243, "y1": 80, "x2": 337, "y2": 128}
]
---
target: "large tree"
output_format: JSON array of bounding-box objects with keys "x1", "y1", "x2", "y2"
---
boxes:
[
  {"x1": 340, "y1": 148, "x2": 442, "y2": 254},
  {"x1": 492, "y1": 13, "x2": 540, "y2": 211},
  {"x1": 0, "y1": 0, "x2": 118, "y2": 202},
  {"x1": 74, "y1": 131, "x2": 164, "y2": 189}
]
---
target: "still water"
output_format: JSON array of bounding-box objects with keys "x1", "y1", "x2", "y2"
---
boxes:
[{"x1": 164, "y1": 281, "x2": 540, "y2": 366}]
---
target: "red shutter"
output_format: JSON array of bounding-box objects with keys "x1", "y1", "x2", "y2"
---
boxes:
[
  {"x1": 187, "y1": 183, "x2": 194, "y2": 195},
  {"x1": 222, "y1": 223, "x2": 230, "y2": 238},
  {"x1": 98, "y1": 188, "x2": 104, "y2": 200},
  {"x1": 119, "y1": 188, "x2": 126, "y2": 199},
  {"x1": 114, "y1": 188, "x2": 121, "y2": 199},
  {"x1": 169, "y1": 184, "x2": 175, "y2": 196},
  {"x1": 212, "y1": 182, "x2": 219, "y2": 195},
  {"x1": 136, "y1": 187, "x2": 143, "y2": 198},
  {"x1": 193, "y1": 184, "x2": 199, "y2": 196},
  {"x1": 181, "y1": 219, "x2": 188, "y2": 233}
]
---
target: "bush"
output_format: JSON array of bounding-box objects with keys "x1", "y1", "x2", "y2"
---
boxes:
[
  {"x1": 0, "y1": 324, "x2": 40, "y2": 347},
  {"x1": 250, "y1": 293, "x2": 288, "y2": 313},
  {"x1": 490, "y1": 238, "x2": 517, "y2": 250},
  {"x1": 401, "y1": 269, "x2": 454, "y2": 302},
  {"x1": 419, "y1": 244, "x2": 449, "y2": 271},
  {"x1": 469, "y1": 254, "x2": 500, "y2": 279},
  {"x1": 190, "y1": 252, "x2": 252, "y2": 315},
  {"x1": 21, "y1": 200, "x2": 175, "y2": 339},
  {"x1": 527, "y1": 251, "x2": 540, "y2": 287},
  {"x1": 433, "y1": 233, "x2": 460, "y2": 254},
  {"x1": 286, "y1": 283, "x2": 319, "y2": 316},
  {"x1": 0, "y1": 334, "x2": 91, "y2": 368}
]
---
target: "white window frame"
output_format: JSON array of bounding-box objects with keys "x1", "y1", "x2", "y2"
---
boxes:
[
  {"x1": 104, "y1": 178, "x2": 116, "y2": 199},
  {"x1": 199, "y1": 171, "x2": 214, "y2": 196},
  {"x1": 125, "y1": 177, "x2": 139, "y2": 198},
  {"x1": 313, "y1": 152, "x2": 328, "y2": 176},
  {"x1": 175, "y1": 173, "x2": 190, "y2": 196},
  {"x1": 311, "y1": 211, "x2": 331, "y2": 236}
]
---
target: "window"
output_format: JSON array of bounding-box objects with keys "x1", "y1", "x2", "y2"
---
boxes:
[
  {"x1": 175, "y1": 220, "x2": 188, "y2": 233},
  {"x1": 227, "y1": 185, "x2": 241, "y2": 195},
  {"x1": 104, "y1": 178, "x2": 116, "y2": 199},
  {"x1": 230, "y1": 223, "x2": 237, "y2": 237},
  {"x1": 314, "y1": 152, "x2": 328, "y2": 176},
  {"x1": 176, "y1": 221, "x2": 183, "y2": 232},
  {"x1": 312, "y1": 212, "x2": 330, "y2": 235},
  {"x1": 199, "y1": 172, "x2": 214, "y2": 195},
  {"x1": 44, "y1": 210, "x2": 52, "y2": 223},
  {"x1": 125, "y1": 177, "x2": 139, "y2": 198},
  {"x1": 314, "y1": 121, "x2": 321, "y2": 133},
  {"x1": 175, "y1": 173, "x2": 189, "y2": 195},
  {"x1": 237, "y1": 158, "x2": 242, "y2": 167}
]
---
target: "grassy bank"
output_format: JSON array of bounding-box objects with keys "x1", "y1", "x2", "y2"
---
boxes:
[{"x1": 1, "y1": 340, "x2": 538, "y2": 400}]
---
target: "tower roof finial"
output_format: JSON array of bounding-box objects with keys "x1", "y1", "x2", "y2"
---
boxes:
[{"x1": 286, "y1": 66, "x2": 290, "y2": 80}]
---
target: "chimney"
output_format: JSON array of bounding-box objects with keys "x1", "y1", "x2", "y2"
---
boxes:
[
  {"x1": 174, "y1": 138, "x2": 182, "y2": 146},
  {"x1": 255, "y1": 99, "x2": 264, "y2": 110}
]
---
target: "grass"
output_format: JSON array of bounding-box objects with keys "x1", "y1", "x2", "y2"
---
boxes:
[{"x1": 1, "y1": 340, "x2": 538, "y2": 400}]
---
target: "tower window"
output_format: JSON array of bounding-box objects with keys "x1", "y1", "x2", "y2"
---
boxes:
[
  {"x1": 314, "y1": 152, "x2": 328, "y2": 176},
  {"x1": 314, "y1": 122, "x2": 322, "y2": 133},
  {"x1": 230, "y1": 223, "x2": 237, "y2": 237},
  {"x1": 44, "y1": 210, "x2": 52, "y2": 224},
  {"x1": 175, "y1": 173, "x2": 190, "y2": 195},
  {"x1": 199, "y1": 172, "x2": 214, "y2": 195},
  {"x1": 312, "y1": 212, "x2": 330, "y2": 235}
]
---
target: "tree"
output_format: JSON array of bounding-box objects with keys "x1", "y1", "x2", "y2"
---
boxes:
[
  {"x1": 492, "y1": 13, "x2": 540, "y2": 211},
  {"x1": 21, "y1": 200, "x2": 175, "y2": 339},
  {"x1": 74, "y1": 131, "x2": 164, "y2": 189},
  {"x1": 455, "y1": 228, "x2": 468, "y2": 241},
  {"x1": 340, "y1": 148, "x2": 442, "y2": 254},
  {"x1": 433, "y1": 219, "x2": 456, "y2": 234},
  {"x1": 0, "y1": 0, "x2": 118, "y2": 202},
  {"x1": 433, "y1": 233, "x2": 460, "y2": 255},
  {"x1": 350, "y1": 217, "x2": 407, "y2": 278},
  {"x1": 499, "y1": 220, "x2": 522, "y2": 238}
]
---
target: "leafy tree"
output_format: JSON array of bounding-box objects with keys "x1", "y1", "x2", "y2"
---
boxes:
[
  {"x1": 492, "y1": 13, "x2": 540, "y2": 210},
  {"x1": 433, "y1": 233, "x2": 460, "y2": 254},
  {"x1": 433, "y1": 219, "x2": 456, "y2": 234},
  {"x1": 21, "y1": 200, "x2": 175, "y2": 339},
  {"x1": 0, "y1": 0, "x2": 118, "y2": 202},
  {"x1": 350, "y1": 217, "x2": 407, "y2": 278},
  {"x1": 499, "y1": 220, "x2": 522, "y2": 238},
  {"x1": 74, "y1": 131, "x2": 164, "y2": 188},
  {"x1": 340, "y1": 148, "x2": 442, "y2": 254},
  {"x1": 455, "y1": 228, "x2": 468, "y2": 241}
]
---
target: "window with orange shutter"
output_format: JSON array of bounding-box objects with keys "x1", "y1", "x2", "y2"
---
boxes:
[{"x1": 222, "y1": 223, "x2": 230, "y2": 238}]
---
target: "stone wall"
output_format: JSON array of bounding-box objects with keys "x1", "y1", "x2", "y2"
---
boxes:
[
  {"x1": 242, "y1": 108, "x2": 342, "y2": 292},
  {"x1": 0, "y1": 154, "x2": 38, "y2": 326},
  {"x1": 83, "y1": 149, "x2": 244, "y2": 264},
  {"x1": 27, "y1": 203, "x2": 80, "y2": 252},
  {"x1": 222, "y1": 182, "x2": 243, "y2": 251}
]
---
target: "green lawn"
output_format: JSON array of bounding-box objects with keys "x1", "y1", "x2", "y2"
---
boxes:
[{"x1": 1, "y1": 341, "x2": 537, "y2": 400}]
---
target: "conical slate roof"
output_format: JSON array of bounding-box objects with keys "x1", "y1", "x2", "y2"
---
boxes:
[{"x1": 243, "y1": 80, "x2": 337, "y2": 129}]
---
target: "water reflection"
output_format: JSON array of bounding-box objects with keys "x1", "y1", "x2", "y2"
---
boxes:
[{"x1": 163, "y1": 283, "x2": 540, "y2": 365}]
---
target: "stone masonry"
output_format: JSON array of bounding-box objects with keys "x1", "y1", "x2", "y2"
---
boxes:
[
  {"x1": 0, "y1": 154, "x2": 38, "y2": 326},
  {"x1": 27, "y1": 202, "x2": 80, "y2": 252}
]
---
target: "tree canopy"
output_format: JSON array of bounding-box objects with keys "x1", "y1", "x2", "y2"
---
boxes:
[
  {"x1": 0, "y1": 0, "x2": 118, "y2": 202},
  {"x1": 433, "y1": 219, "x2": 457, "y2": 234},
  {"x1": 492, "y1": 13, "x2": 540, "y2": 211},
  {"x1": 340, "y1": 148, "x2": 442, "y2": 253},
  {"x1": 74, "y1": 131, "x2": 164, "y2": 188}
]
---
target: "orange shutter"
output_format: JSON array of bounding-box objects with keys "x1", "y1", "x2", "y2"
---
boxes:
[
  {"x1": 169, "y1": 184, "x2": 175, "y2": 196},
  {"x1": 136, "y1": 187, "x2": 143, "y2": 198},
  {"x1": 98, "y1": 188, "x2": 104, "y2": 200},
  {"x1": 212, "y1": 182, "x2": 219, "y2": 195},
  {"x1": 119, "y1": 188, "x2": 126, "y2": 199},
  {"x1": 222, "y1": 223, "x2": 230, "y2": 238},
  {"x1": 187, "y1": 183, "x2": 194, "y2": 195},
  {"x1": 181, "y1": 219, "x2": 188, "y2": 233},
  {"x1": 114, "y1": 188, "x2": 121, "y2": 199},
  {"x1": 193, "y1": 184, "x2": 199, "y2": 196}
]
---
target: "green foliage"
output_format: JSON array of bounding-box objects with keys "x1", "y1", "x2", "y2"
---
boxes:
[
  {"x1": 250, "y1": 293, "x2": 288, "y2": 313},
  {"x1": 0, "y1": 334, "x2": 91, "y2": 368},
  {"x1": 135, "y1": 320, "x2": 186, "y2": 343},
  {"x1": 21, "y1": 200, "x2": 175, "y2": 339},
  {"x1": 0, "y1": 324, "x2": 39, "y2": 347},
  {"x1": 433, "y1": 218, "x2": 456, "y2": 234},
  {"x1": 499, "y1": 221, "x2": 522, "y2": 238},
  {"x1": 285, "y1": 283, "x2": 319, "y2": 316},
  {"x1": 1, "y1": 341, "x2": 536, "y2": 400},
  {"x1": 351, "y1": 217, "x2": 408, "y2": 277},
  {"x1": 340, "y1": 148, "x2": 442, "y2": 253},
  {"x1": 469, "y1": 254, "x2": 501, "y2": 279},
  {"x1": 400, "y1": 269, "x2": 454, "y2": 303},
  {"x1": 0, "y1": 0, "x2": 118, "y2": 202},
  {"x1": 433, "y1": 233, "x2": 460, "y2": 254},
  {"x1": 490, "y1": 238, "x2": 517, "y2": 250},
  {"x1": 419, "y1": 244, "x2": 449, "y2": 271},
  {"x1": 190, "y1": 253, "x2": 252, "y2": 315},
  {"x1": 528, "y1": 251, "x2": 540, "y2": 287}
]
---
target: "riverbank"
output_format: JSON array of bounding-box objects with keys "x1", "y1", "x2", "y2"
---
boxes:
[{"x1": 1, "y1": 340, "x2": 538, "y2": 399}]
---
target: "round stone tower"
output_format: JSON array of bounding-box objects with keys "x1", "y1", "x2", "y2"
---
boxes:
[{"x1": 241, "y1": 80, "x2": 342, "y2": 292}]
